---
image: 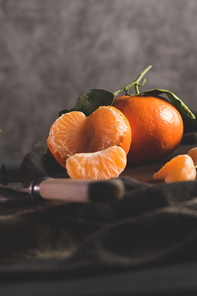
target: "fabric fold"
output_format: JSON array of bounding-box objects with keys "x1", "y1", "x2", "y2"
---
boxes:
[{"x1": 0, "y1": 129, "x2": 197, "y2": 280}]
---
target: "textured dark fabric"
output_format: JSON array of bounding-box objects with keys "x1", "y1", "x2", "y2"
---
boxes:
[{"x1": 0, "y1": 123, "x2": 197, "y2": 281}]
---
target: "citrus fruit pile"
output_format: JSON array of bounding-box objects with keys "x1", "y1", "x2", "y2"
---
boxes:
[{"x1": 46, "y1": 66, "x2": 197, "y2": 180}]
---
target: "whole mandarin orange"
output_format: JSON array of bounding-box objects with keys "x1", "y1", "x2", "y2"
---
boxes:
[{"x1": 113, "y1": 95, "x2": 184, "y2": 164}]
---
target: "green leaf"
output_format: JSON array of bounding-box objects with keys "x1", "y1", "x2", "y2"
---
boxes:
[
  {"x1": 140, "y1": 89, "x2": 197, "y2": 127},
  {"x1": 58, "y1": 108, "x2": 70, "y2": 118},
  {"x1": 58, "y1": 89, "x2": 114, "y2": 117},
  {"x1": 44, "y1": 144, "x2": 52, "y2": 157}
]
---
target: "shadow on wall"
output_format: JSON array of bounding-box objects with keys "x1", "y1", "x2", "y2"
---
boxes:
[{"x1": 0, "y1": 0, "x2": 197, "y2": 162}]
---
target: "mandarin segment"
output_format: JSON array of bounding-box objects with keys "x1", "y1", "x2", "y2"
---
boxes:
[
  {"x1": 113, "y1": 95, "x2": 184, "y2": 164},
  {"x1": 47, "y1": 111, "x2": 86, "y2": 167},
  {"x1": 153, "y1": 154, "x2": 196, "y2": 183},
  {"x1": 66, "y1": 146, "x2": 127, "y2": 180},
  {"x1": 187, "y1": 147, "x2": 197, "y2": 166},
  {"x1": 83, "y1": 106, "x2": 131, "y2": 154}
]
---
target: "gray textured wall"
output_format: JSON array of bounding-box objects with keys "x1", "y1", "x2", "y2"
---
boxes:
[{"x1": 0, "y1": 0, "x2": 197, "y2": 162}]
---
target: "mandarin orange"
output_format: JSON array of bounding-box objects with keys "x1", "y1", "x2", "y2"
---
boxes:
[
  {"x1": 113, "y1": 95, "x2": 184, "y2": 164},
  {"x1": 47, "y1": 106, "x2": 131, "y2": 169},
  {"x1": 66, "y1": 146, "x2": 127, "y2": 180},
  {"x1": 153, "y1": 154, "x2": 196, "y2": 183}
]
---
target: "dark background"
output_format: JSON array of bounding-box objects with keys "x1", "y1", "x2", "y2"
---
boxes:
[{"x1": 0, "y1": 0, "x2": 197, "y2": 162}]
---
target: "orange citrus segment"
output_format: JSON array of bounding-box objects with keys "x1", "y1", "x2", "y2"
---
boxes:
[
  {"x1": 153, "y1": 154, "x2": 196, "y2": 183},
  {"x1": 47, "y1": 111, "x2": 86, "y2": 167},
  {"x1": 187, "y1": 147, "x2": 197, "y2": 166},
  {"x1": 83, "y1": 106, "x2": 131, "y2": 154},
  {"x1": 66, "y1": 146, "x2": 127, "y2": 180}
]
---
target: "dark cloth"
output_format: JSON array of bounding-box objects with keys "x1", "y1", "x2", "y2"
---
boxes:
[{"x1": 0, "y1": 118, "x2": 197, "y2": 281}]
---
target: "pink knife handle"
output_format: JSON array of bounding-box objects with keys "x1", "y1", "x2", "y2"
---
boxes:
[
  {"x1": 39, "y1": 178, "x2": 89, "y2": 202},
  {"x1": 31, "y1": 178, "x2": 124, "y2": 203}
]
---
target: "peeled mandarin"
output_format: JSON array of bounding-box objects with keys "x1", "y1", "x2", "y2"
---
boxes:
[{"x1": 47, "y1": 106, "x2": 131, "y2": 169}]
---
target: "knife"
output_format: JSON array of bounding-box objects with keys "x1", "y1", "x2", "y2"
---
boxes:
[{"x1": 0, "y1": 177, "x2": 125, "y2": 208}]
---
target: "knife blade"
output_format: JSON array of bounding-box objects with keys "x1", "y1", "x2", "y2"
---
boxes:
[{"x1": 0, "y1": 177, "x2": 125, "y2": 208}]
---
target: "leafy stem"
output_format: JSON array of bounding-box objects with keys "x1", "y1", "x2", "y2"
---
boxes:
[
  {"x1": 113, "y1": 65, "x2": 152, "y2": 97},
  {"x1": 113, "y1": 65, "x2": 197, "y2": 127}
]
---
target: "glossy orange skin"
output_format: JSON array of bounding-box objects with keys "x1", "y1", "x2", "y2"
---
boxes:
[{"x1": 113, "y1": 95, "x2": 184, "y2": 164}]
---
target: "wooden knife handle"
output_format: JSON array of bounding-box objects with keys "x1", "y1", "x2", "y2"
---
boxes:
[{"x1": 31, "y1": 177, "x2": 125, "y2": 203}]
